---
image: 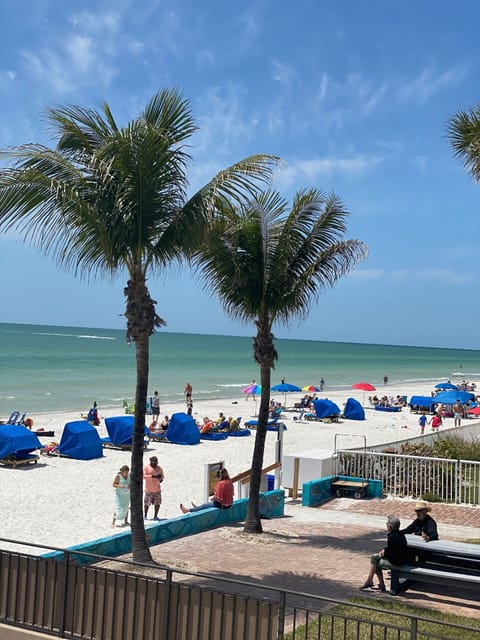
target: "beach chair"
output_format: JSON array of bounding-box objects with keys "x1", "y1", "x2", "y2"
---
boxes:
[{"x1": 6, "y1": 411, "x2": 20, "y2": 425}]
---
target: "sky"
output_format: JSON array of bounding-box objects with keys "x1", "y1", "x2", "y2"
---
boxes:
[{"x1": 0, "y1": 0, "x2": 479, "y2": 350}]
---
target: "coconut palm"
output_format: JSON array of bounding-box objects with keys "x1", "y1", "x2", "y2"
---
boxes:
[
  {"x1": 0, "y1": 89, "x2": 276, "y2": 562},
  {"x1": 447, "y1": 103, "x2": 480, "y2": 181},
  {"x1": 195, "y1": 189, "x2": 368, "y2": 532}
]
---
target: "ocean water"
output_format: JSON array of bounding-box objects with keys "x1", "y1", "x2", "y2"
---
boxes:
[{"x1": 0, "y1": 322, "x2": 479, "y2": 415}]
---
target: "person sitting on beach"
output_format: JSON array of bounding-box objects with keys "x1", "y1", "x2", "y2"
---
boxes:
[
  {"x1": 87, "y1": 402, "x2": 100, "y2": 426},
  {"x1": 180, "y1": 468, "x2": 234, "y2": 514},
  {"x1": 160, "y1": 415, "x2": 169, "y2": 431},
  {"x1": 359, "y1": 515, "x2": 408, "y2": 592},
  {"x1": 215, "y1": 412, "x2": 226, "y2": 425},
  {"x1": 199, "y1": 416, "x2": 214, "y2": 434}
]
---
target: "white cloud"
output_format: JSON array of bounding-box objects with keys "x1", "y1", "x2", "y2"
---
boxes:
[
  {"x1": 275, "y1": 154, "x2": 382, "y2": 187},
  {"x1": 271, "y1": 59, "x2": 296, "y2": 85},
  {"x1": 66, "y1": 36, "x2": 94, "y2": 74},
  {"x1": 397, "y1": 66, "x2": 468, "y2": 104},
  {"x1": 392, "y1": 268, "x2": 472, "y2": 285}
]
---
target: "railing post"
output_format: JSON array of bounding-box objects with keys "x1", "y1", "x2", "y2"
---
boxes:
[
  {"x1": 162, "y1": 568, "x2": 173, "y2": 640},
  {"x1": 455, "y1": 460, "x2": 459, "y2": 504},
  {"x1": 277, "y1": 590, "x2": 286, "y2": 640},
  {"x1": 58, "y1": 550, "x2": 70, "y2": 637},
  {"x1": 410, "y1": 615, "x2": 418, "y2": 640}
]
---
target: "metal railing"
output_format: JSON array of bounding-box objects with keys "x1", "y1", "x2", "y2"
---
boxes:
[
  {"x1": 1, "y1": 538, "x2": 479, "y2": 640},
  {"x1": 336, "y1": 450, "x2": 480, "y2": 504}
]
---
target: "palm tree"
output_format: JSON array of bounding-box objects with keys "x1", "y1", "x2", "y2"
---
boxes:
[
  {"x1": 447, "y1": 103, "x2": 480, "y2": 182},
  {"x1": 195, "y1": 189, "x2": 368, "y2": 532},
  {"x1": 0, "y1": 89, "x2": 277, "y2": 562}
]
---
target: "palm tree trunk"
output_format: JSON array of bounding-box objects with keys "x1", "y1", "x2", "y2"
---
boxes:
[
  {"x1": 130, "y1": 332, "x2": 154, "y2": 563},
  {"x1": 124, "y1": 273, "x2": 160, "y2": 564},
  {"x1": 244, "y1": 320, "x2": 275, "y2": 533}
]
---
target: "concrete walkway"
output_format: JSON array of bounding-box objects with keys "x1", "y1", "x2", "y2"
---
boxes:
[{"x1": 148, "y1": 497, "x2": 480, "y2": 619}]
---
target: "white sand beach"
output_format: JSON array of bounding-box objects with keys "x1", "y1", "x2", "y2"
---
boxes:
[{"x1": 1, "y1": 380, "x2": 478, "y2": 554}]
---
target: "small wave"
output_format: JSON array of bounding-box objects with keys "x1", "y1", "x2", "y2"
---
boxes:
[
  {"x1": 217, "y1": 383, "x2": 248, "y2": 388},
  {"x1": 77, "y1": 335, "x2": 115, "y2": 340},
  {"x1": 33, "y1": 332, "x2": 77, "y2": 337}
]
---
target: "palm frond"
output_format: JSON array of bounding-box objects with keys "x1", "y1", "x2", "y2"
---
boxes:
[{"x1": 447, "y1": 105, "x2": 480, "y2": 182}]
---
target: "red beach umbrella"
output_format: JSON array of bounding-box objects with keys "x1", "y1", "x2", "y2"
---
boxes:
[
  {"x1": 466, "y1": 406, "x2": 480, "y2": 415},
  {"x1": 352, "y1": 382, "x2": 376, "y2": 391},
  {"x1": 352, "y1": 382, "x2": 376, "y2": 406}
]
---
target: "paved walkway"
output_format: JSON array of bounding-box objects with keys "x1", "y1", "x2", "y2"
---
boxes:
[{"x1": 148, "y1": 497, "x2": 480, "y2": 619}]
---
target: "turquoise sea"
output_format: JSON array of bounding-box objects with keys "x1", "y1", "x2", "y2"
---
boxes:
[{"x1": 0, "y1": 322, "x2": 479, "y2": 415}]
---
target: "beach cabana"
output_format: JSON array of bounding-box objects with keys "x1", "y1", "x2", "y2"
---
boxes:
[
  {"x1": 409, "y1": 396, "x2": 436, "y2": 413},
  {"x1": 0, "y1": 424, "x2": 43, "y2": 462},
  {"x1": 58, "y1": 421, "x2": 103, "y2": 460},
  {"x1": 343, "y1": 397, "x2": 365, "y2": 421},
  {"x1": 313, "y1": 399, "x2": 341, "y2": 419},
  {"x1": 104, "y1": 416, "x2": 149, "y2": 447},
  {"x1": 167, "y1": 413, "x2": 200, "y2": 445}
]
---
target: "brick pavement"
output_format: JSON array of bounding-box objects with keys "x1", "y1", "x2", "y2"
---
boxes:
[{"x1": 146, "y1": 497, "x2": 480, "y2": 620}]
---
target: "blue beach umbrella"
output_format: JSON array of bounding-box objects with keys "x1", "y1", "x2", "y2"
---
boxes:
[
  {"x1": 433, "y1": 390, "x2": 474, "y2": 404},
  {"x1": 434, "y1": 382, "x2": 458, "y2": 390},
  {"x1": 271, "y1": 382, "x2": 302, "y2": 405}
]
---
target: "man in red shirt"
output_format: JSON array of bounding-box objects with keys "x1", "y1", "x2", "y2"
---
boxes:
[{"x1": 143, "y1": 456, "x2": 164, "y2": 520}]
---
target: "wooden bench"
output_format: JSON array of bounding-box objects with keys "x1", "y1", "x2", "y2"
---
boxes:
[
  {"x1": 390, "y1": 535, "x2": 480, "y2": 596},
  {"x1": 331, "y1": 479, "x2": 369, "y2": 499}
]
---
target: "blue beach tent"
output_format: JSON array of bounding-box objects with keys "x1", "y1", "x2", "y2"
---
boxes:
[
  {"x1": 409, "y1": 396, "x2": 436, "y2": 411},
  {"x1": 167, "y1": 413, "x2": 200, "y2": 445},
  {"x1": 343, "y1": 397, "x2": 365, "y2": 421},
  {"x1": 313, "y1": 399, "x2": 341, "y2": 419},
  {"x1": 58, "y1": 421, "x2": 103, "y2": 460},
  {"x1": 104, "y1": 416, "x2": 149, "y2": 447},
  {"x1": 0, "y1": 424, "x2": 43, "y2": 459}
]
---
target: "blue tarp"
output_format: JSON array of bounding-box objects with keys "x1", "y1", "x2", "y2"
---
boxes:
[
  {"x1": 409, "y1": 396, "x2": 435, "y2": 410},
  {"x1": 433, "y1": 390, "x2": 474, "y2": 404},
  {"x1": 58, "y1": 421, "x2": 103, "y2": 460},
  {"x1": 104, "y1": 416, "x2": 149, "y2": 446},
  {"x1": 313, "y1": 399, "x2": 341, "y2": 419},
  {"x1": 343, "y1": 397, "x2": 365, "y2": 420},
  {"x1": 0, "y1": 424, "x2": 43, "y2": 459},
  {"x1": 167, "y1": 413, "x2": 200, "y2": 445}
]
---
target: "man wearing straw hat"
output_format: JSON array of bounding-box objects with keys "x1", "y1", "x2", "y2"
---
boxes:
[{"x1": 400, "y1": 501, "x2": 439, "y2": 541}]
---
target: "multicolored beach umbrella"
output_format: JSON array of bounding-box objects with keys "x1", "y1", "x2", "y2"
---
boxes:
[
  {"x1": 302, "y1": 385, "x2": 320, "y2": 393},
  {"x1": 242, "y1": 383, "x2": 262, "y2": 395}
]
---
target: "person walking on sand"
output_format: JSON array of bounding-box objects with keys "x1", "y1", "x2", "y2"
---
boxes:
[
  {"x1": 150, "y1": 390, "x2": 160, "y2": 425},
  {"x1": 429, "y1": 413, "x2": 442, "y2": 432},
  {"x1": 143, "y1": 456, "x2": 164, "y2": 521},
  {"x1": 319, "y1": 377, "x2": 325, "y2": 392},
  {"x1": 418, "y1": 412, "x2": 427, "y2": 435},
  {"x1": 247, "y1": 379, "x2": 256, "y2": 401},
  {"x1": 112, "y1": 465, "x2": 130, "y2": 527}
]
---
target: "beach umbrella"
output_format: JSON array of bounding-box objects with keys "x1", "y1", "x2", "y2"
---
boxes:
[
  {"x1": 434, "y1": 382, "x2": 458, "y2": 390},
  {"x1": 466, "y1": 406, "x2": 480, "y2": 415},
  {"x1": 242, "y1": 383, "x2": 262, "y2": 417},
  {"x1": 352, "y1": 382, "x2": 376, "y2": 405},
  {"x1": 352, "y1": 382, "x2": 376, "y2": 392},
  {"x1": 433, "y1": 390, "x2": 474, "y2": 404},
  {"x1": 271, "y1": 382, "x2": 302, "y2": 405},
  {"x1": 242, "y1": 383, "x2": 262, "y2": 395},
  {"x1": 302, "y1": 385, "x2": 320, "y2": 393}
]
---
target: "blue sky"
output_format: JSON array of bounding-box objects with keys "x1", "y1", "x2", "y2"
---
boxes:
[{"x1": 0, "y1": 0, "x2": 479, "y2": 349}]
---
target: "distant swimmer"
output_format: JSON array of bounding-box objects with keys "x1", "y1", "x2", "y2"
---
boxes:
[{"x1": 383, "y1": 374, "x2": 388, "y2": 386}]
